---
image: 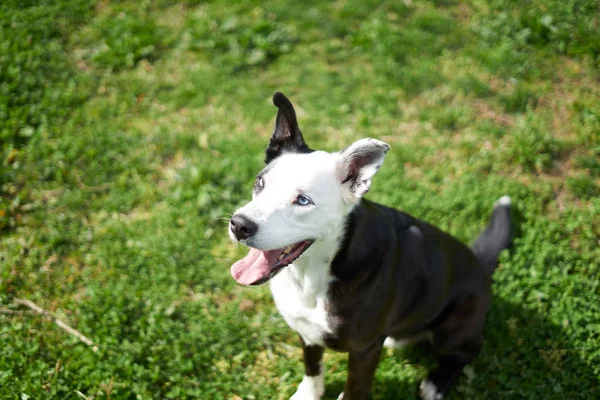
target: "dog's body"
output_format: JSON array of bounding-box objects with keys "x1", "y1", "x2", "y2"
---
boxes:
[{"x1": 229, "y1": 93, "x2": 512, "y2": 400}]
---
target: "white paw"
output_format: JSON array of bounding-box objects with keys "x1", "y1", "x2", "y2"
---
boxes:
[
  {"x1": 383, "y1": 336, "x2": 408, "y2": 349},
  {"x1": 336, "y1": 392, "x2": 344, "y2": 400},
  {"x1": 420, "y1": 380, "x2": 443, "y2": 400},
  {"x1": 495, "y1": 195, "x2": 512, "y2": 207},
  {"x1": 290, "y1": 375, "x2": 324, "y2": 400}
]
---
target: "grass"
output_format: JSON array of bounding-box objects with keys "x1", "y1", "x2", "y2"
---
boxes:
[{"x1": 1, "y1": 0, "x2": 599, "y2": 399}]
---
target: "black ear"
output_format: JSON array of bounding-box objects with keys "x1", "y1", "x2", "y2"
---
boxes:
[{"x1": 265, "y1": 92, "x2": 311, "y2": 164}]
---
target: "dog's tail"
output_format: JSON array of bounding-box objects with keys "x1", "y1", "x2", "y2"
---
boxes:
[{"x1": 471, "y1": 196, "x2": 513, "y2": 277}]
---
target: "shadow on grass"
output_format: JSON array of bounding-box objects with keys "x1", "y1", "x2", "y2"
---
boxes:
[{"x1": 326, "y1": 296, "x2": 598, "y2": 399}]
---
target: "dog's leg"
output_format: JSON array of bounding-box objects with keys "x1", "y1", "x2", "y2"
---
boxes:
[
  {"x1": 420, "y1": 353, "x2": 473, "y2": 400},
  {"x1": 290, "y1": 337, "x2": 325, "y2": 400},
  {"x1": 338, "y1": 339, "x2": 384, "y2": 400},
  {"x1": 421, "y1": 293, "x2": 489, "y2": 400}
]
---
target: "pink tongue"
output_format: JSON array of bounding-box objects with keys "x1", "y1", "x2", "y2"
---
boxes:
[{"x1": 231, "y1": 248, "x2": 282, "y2": 285}]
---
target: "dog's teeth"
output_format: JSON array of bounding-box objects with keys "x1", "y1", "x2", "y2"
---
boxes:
[
  {"x1": 277, "y1": 246, "x2": 293, "y2": 262},
  {"x1": 276, "y1": 242, "x2": 310, "y2": 266}
]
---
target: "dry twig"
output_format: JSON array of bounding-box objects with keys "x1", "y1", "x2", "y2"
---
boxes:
[
  {"x1": 0, "y1": 308, "x2": 25, "y2": 315},
  {"x1": 73, "y1": 171, "x2": 111, "y2": 193},
  {"x1": 13, "y1": 298, "x2": 98, "y2": 352}
]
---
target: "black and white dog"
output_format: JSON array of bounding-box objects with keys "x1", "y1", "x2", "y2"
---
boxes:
[{"x1": 229, "y1": 92, "x2": 512, "y2": 400}]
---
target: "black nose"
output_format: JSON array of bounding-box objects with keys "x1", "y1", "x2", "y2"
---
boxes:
[{"x1": 230, "y1": 214, "x2": 258, "y2": 241}]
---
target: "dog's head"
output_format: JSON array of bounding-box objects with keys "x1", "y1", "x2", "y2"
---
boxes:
[{"x1": 229, "y1": 92, "x2": 390, "y2": 285}]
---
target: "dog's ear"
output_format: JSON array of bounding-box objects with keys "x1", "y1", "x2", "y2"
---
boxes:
[
  {"x1": 265, "y1": 92, "x2": 311, "y2": 164},
  {"x1": 338, "y1": 138, "x2": 390, "y2": 200}
]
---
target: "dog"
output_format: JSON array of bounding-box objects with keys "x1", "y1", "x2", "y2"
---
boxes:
[{"x1": 228, "y1": 92, "x2": 512, "y2": 400}]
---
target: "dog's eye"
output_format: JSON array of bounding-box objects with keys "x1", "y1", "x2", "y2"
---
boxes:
[
  {"x1": 255, "y1": 176, "x2": 265, "y2": 190},
  {"x1": 294, "y1": 194, "x2": 313, "y2": 206}
]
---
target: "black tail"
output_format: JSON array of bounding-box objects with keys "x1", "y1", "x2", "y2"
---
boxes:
[{"x1": 472, "y1": 196, "x2": 513, "y2": 277}]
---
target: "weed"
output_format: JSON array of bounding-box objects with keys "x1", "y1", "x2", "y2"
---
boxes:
[
  {"x1": 567, "y1": 175, "x2": 600, "y2": 199},
  {"x1": 455, "y1": 74, "x2": 494, "y2": 98},
  {"x1": 187, "y1": 9, "x2": 296, "y2": 72},
  {"x1": 575, "y1": 152, "x2": 600, "y2": 177},
  {"x1": 499, "y1": 81, "x2": 539, "y2": 113},
  {"x1": 503, "y1": 113, "x2": 561, "y2": 172},
  {"x1": 86, "y1": 12, "x2": 167, "y2": 70}
]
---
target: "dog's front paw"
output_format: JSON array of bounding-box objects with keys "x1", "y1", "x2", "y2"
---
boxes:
[
  {"x1": 383, "y1": 336, "x2": 406, "y2": 349},
  {"x1": 420, "y1": 380, "x2": 443, "y2": 400},
  {"x1": 336, "y1": 392, "x2": 344, "y2": 400},
  {"x1": 290, "y1": 375, "x2": 324, "y2": 400}
]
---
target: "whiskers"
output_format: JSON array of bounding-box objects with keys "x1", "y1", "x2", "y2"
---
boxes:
[
  {"x1": 217, "y1": 213, "x2": 235, "y2": 240},
  {"x1": 216, "y1": 213, "x2": 233, "y2": 226}
]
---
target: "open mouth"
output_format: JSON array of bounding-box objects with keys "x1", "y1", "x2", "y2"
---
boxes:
[{"x1": 230, "y1": 240, "x2": 314, "y2": 286}]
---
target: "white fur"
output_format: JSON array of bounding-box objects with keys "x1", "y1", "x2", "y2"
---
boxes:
[
  {"x1": 270, "y1": 233, "x2": 342, "y2": 346},
  {"x1": 230, "y1": 139, "x2": 390, "y2": 252},
  {"x1": 230, "y1": 139, "x2": 390, "y2": 397},
  {"x1": 338, "y1": 138, "x2": 390, "y2": 200},
  {"x1": 383, "y1": 337, "x2": 410, "y2": 349},
  {"x1": 290, "y1": 369, "x2": 325, "y2": 400},
  {"x1": 263, "y1": 142, "x2": 388, "y2": 346},
  {"x1": 495, "y1": 195, "x2": 511, "y2": 207},
  {"x1": 420, "y1": 380, "x2": 443, "y2": 400},
  {"x1": 384, "y1": 331, "x2": 433, "y2": 349},
  {"x1": 231, "y1": 151, "x2": 353, "y2": 250}
]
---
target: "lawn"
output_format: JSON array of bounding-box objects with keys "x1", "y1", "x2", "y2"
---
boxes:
[{"x1": 1, "y1": 0, "x2": 599, "y2": 399}]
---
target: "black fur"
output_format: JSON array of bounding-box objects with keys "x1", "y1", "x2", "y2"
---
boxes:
[
  {"x1": 317, "y1": 199, "x2": 511, "y2": 399},
  {"x1": 265, "y1": 92, "x2": 312, "y2": 164},
  {"x1": 259, "y1": 92, "x2": 513, "y2": 399},
  {"x1": 300, "y1": 336, "x2": 325, "y2": 377},
  {"x1": 472, "y1": 201, "x2": 512, "y2": 276}
]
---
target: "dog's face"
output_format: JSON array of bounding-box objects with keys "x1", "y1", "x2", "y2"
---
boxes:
[
  {"x1": 234, "y1": 150, "x2": 346, "y2": 251},
  {"x1": 229, "y1": 92, "x2": 389, "y2": 285}
]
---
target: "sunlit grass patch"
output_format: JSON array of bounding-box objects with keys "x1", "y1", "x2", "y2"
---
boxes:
[
  {"x1": 501, "y1": 112, "x2": 563, "y2": 172},
  {"x1": 2, "y1": 0, "x2": 600, "y2": 398}
]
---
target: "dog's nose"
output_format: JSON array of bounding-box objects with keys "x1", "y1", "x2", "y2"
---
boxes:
[{"x1": 230, "y1": 214, "x2": 258, "y2": 241}]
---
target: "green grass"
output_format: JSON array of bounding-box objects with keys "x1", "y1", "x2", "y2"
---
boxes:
[{"x1": 1, "y1": 0, "x2": 599, "y2": 399}]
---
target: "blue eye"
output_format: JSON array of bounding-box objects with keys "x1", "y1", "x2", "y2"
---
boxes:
[{"x1": 295, "y1": 194, "x2": 313, "y2": 206}]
